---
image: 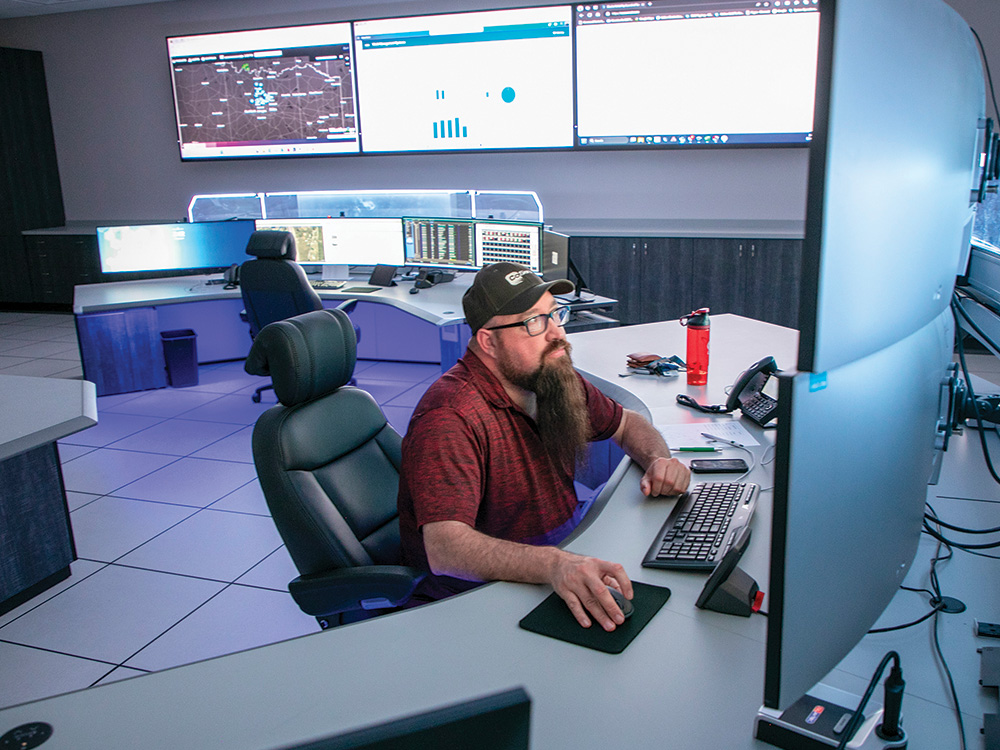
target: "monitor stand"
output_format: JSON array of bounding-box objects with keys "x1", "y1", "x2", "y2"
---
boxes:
[
  {"x1": 322, "y1": 264, "x2": 349, "y2": 280},
  {"x1": 755, "y1": 684, "x2": 906, "y2": 750}
]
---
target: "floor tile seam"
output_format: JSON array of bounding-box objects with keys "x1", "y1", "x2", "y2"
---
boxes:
[
  {"x1": 228, "y1": 578, "x2": 290, "y2": 595},
  {"x1": 0, "y1": 638, "x2": 120, "y2": 669},
  {"x1": 117, "y1": 583, "x2": 237, "y2": 668},
  {"x1": 82, "y1": 493, "x2": 214, "y2": 512},
  {"x1": 0, "y1": 564, "x2": 111, "y2": 630},
  {"x1": 99, "y1": 559, "x2": 238, "y2": 587},
  {"x1": 101, "y1": 425, "x2": 248, "y2": 457},
  {"x1": 87, "y1": 664, "x2": 151, "y2": 690},
  {"x1": 62, "y1": 452, "x2": 186, "y2": 495},
  {"x1": 200, "y1": 502, "x2": 272, "y2": 519},
  {"x1": 59, "y1": 414, "x2": 176, "y2": 448}
]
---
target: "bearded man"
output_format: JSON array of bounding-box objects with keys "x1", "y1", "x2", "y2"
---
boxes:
[{"x1": 397, "y1": 262, "x2": 690, "y2": 631}]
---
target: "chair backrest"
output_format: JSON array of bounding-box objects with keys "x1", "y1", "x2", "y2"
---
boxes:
[
  {"x1": 245, "y1": 308, "x2": 404, "y2": 577},
  {"x1": 240, "y1": 230, "x2": 323, "y2": 338}
]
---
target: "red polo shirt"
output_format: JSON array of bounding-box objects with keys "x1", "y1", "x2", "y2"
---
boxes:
[{"x1": 397, "y1": 348, "x2": 623, "y2": 601}]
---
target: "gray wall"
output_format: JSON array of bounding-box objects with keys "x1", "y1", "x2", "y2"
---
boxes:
[{"x1": 0, "y1": 0, "x2": 992, "y2": 230}]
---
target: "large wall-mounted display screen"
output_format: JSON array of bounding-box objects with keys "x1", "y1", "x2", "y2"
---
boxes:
[
  {"x1": 353, "y1": 6, "x2": 573, "y2": 153},
  {"x1": 166, "y1": 3, "x2": 820, "y2": 160},
  {"x1": 575, "y1": 0, "x2": 820, "y2": 148},
  {"x1": 167, "y1": 23, "x2": 359, "y2": 159}
]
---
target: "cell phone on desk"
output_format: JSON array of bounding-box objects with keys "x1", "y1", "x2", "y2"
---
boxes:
[{"x1": 690, "y1": 458, "x2": 749, "y2": 473}]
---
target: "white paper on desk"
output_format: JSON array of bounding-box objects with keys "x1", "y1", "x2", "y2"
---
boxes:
[{"x1": 657, "y1": 421, "x2": 760, "y2": 448}]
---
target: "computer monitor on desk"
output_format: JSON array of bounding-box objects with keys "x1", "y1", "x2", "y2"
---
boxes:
[
  {"x1": 277, "y1": 688, "x2": 530, "y2": 750},
  {"x1": 96, "y1": 220, "x2": 255, "y2": 277},
  {"x1": 254, "y1": 218, "x2": 405, "y2": 273},
  {"x1": 754, "y1": 0, "x2": 984, "y2": 747},
  {"x1": 402, "y1": 217, "x2": 543, "y2": 273}
]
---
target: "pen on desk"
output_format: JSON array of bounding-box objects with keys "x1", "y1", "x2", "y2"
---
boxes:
[
  {"x1": 676, "y1": 446, "x2": 722, "y2": 452},
  {"x1": 700, "y1": 432, "x2": 747, "y2": 449}
]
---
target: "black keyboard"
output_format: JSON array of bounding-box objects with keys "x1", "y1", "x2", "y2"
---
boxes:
[
  {"x1": 642, "y1": 482, "x2": 759, "y2": 571},
  {"x1": 309, "y1": 279, "x2": 346, "y2": 290}
]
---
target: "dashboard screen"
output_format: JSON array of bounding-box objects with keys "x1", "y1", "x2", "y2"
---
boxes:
[
  {"x1": 253, "y1": 217, "x2": 405, "y2": 266},
  {"x1": 575, "y1": 0, "x2": 819, "y2": 147},
  {"x1": 167, "y1": 23, "x2": 359, "y2": 159},
  {"x1": 97, "y1": 221, "x2": 256, "y2": 273},
  {"x1": 354, "y1": 6, "x2": 574, "y2": 153}
]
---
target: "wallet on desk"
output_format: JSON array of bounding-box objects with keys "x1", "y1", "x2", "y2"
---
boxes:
[{"x1": 518, "y1": 581, "x2": 671, "y2": 654}]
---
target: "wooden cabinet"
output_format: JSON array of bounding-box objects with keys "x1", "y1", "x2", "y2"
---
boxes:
[
  {"x1": 24, "y1": 233, "x2": 102, "y2": 308},
  {"x1": 570, "y1": 235, "x2": 802, "y2": 329}
]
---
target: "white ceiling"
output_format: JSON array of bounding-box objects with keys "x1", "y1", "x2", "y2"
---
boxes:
[{"x1": 0, "y1": 0, "x2": 175, "y2": 19}]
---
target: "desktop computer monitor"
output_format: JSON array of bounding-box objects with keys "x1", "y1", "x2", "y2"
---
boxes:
[
  {"x1": 253, "y1": 218, "x2": 405, "y2": 267},
  {"x1": 760, "y1": 311, "x2": 954, "y2": 718},
  {"x1": 402, "y1": 217, "x2": 478, "y2": 271},
  {"x1": 755, "y1": 0, "x2": 984, "y2": 745},
  {"x1": 96, "y1": 220, "x2": 256, "y2": 274},
  {"x1": 276, "y1": 687, "x2": 530, "y2": 750},
  {"x1": 475, "y1": 221, "x2": 542, "y2": 272}
]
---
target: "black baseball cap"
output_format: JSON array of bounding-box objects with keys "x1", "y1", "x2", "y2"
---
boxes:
[{"x1": 463, "y1": 262, "x2": 575, "y2": 334}]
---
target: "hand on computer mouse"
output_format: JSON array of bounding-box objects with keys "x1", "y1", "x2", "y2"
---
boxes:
[{"x1": 607, "y1": 586, "x2": 634, "y2": 620}]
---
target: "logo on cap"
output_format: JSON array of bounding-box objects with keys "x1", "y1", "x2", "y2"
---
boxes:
[{"x1": 505, "y1": 271, "x2": 528, "y2": 286}]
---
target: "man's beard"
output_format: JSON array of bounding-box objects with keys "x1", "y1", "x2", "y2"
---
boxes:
[{"x1": 497, "y1": 340, "x2": 590, "y2": 472}]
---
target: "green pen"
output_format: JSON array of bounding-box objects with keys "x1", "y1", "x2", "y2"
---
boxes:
[{"x1": 676, "y1": 446, "x2": 722, "y2": 452}]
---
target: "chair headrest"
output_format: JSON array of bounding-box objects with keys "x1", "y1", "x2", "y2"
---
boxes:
[
  {"x1": 244, "y1": 309, "x2": 357, "y2": 406},
  {"x1": 246, "y1": 230, "x2": 297, "y2": 260}
]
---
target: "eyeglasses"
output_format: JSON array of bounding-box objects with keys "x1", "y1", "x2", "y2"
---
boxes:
[{"x1": 485, "y1": 305, "x2": 571, "y2": 337}]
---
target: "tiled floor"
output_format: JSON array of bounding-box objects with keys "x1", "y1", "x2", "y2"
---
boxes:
[
  {"x1": 0, "y1": 311, "x2": 441, "y2": 710},
  {"x1": 1, "y1": 311, "x2": 998, "y2": 712}
]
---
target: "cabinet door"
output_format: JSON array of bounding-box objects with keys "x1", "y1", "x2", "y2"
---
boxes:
[
  {"x1": 743, "y1": 239, "x2": 802, "y2": 329},
  {"x1": 76, "y1": 308, "x2": 167, "y2": 396},
  {"x1": 639, "y1": 237, "x2": 694, "y2": 323},
  {"x1": 689, "y1": 238, "x2": 745, "y2": 317},
  {"x1": 569, "y1": 237, "x2": 641, "y2": 324},
  {"x1": 0, "y1": 234, "x2": 32, "y2": 304}
]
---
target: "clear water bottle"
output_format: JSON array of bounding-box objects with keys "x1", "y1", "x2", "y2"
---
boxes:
[{"x1": 680, "y1": 308, "x2": 710, "y2": 386}]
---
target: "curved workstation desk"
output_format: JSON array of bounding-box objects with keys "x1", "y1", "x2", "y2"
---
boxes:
[
  {"x1": 0, "y1": 315, "x2": 981, "y2": 748},
  {"x1": 72, "y1": 273, "x2": 616, "y2": 396}
]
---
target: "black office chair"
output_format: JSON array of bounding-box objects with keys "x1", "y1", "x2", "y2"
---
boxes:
[
  {"x1": 244, "y1": 308, "x2": 424, "y2": 629},
  {"x1": 240, "y1": 230, "x2": 324, "y2": 403}
]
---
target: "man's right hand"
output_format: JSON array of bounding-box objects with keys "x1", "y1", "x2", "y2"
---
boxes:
[{"x1": 548, "y1": 551, "x2": 633, "y2": 631}]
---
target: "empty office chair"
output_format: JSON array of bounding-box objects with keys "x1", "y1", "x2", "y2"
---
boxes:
[
  {"x1": 240, "y1": 230, "x2": 324, "y2": 403},
  {"x1": 245, "y1": 308, "x2": 424, "y2": 628}
]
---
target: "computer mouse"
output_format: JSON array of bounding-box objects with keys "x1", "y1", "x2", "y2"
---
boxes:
[
  {"x1": 409, "y1": 286, "x2": 420, "y2": 294},
  {"x1": 608, "y1": 587, "x2": 634, "y2": 620}
]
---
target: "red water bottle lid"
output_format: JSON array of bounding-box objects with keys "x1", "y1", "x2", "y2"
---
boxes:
[{"x1": 680, "y1": 308, "x2": 710, "y2": 327}]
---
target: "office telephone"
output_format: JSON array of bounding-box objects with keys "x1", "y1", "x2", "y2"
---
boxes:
[
  {"x1": 726, "y1": 356, "x2": 779, "y2": 426},
  {"x1": 675, "y1": 356, "x2": 779, "y2": 426}
]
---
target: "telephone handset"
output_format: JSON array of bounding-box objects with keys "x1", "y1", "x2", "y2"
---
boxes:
[
  {"x1": 675, "y1": 355, "x2": 779, "y2": 426},
  {"x1": 726, "y1": 356, "x2": 779, "y2": 426}
]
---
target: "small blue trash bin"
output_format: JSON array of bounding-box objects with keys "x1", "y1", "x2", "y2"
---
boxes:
[{"x1": 160, "y1": 329, "x2": 199, "y2": 387}]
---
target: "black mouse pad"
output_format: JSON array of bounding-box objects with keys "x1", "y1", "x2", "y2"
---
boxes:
[{"x1": 518, "y1": 581, "x2": 671, "y2": 654}]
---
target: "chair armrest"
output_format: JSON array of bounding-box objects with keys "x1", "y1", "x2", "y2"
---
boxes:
[{"x1": 288, "y1": 566, "x2": 425, "y2": 617}]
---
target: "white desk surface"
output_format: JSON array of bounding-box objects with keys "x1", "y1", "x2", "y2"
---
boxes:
[
  {"x1": 0, "y1": 316, "x2": 989, "y2": 749},
  {"x1": 73, "y1": 273, "x2": 475, "y2": 327},
  {"x1": 0, "y1": 375, "x2": 97, "y2": 461}
]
